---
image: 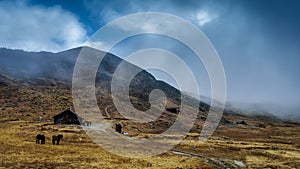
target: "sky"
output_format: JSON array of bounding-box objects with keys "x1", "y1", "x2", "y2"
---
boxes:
[{"x1": 0, "y1": 0, "x2": 299, "y2": 114}]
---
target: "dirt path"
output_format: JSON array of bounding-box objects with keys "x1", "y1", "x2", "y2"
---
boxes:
[
  {"x1": 104, "y1": 105, "x2": 111, "y2": 119},
  {"x1": 170, "y1": 149, "x2": 247, "y2": 169}
]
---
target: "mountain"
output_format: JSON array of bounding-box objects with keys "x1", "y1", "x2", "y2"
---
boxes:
[
  {"x1": 0, "y1": 47, "x2": 80, "y2": 82},
  {"x1": 0, "y1": 47, "x2": 185, "y2": 106},
  {"x1": 1, "y1": 47, "x2": 296, "y2": 126},
  {"x1": 0, "y1": 47, "x2": 217, "y2": 131}
]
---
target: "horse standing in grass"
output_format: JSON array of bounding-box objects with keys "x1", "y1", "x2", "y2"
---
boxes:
[
  {"x1": 36, "y1": 134, "x2": 45, "y2": 144},
  {"x1": 52, "y1": 134, "x2": 63, "y2": 145},
  {"x1": 115, "y1": 123, "x2": 122, "y2": 133}
]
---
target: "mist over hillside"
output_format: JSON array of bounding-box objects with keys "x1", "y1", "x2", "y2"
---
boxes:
[
  {"x1": 225, "y1": 101, "x2": 300, "y2": 123},
  {"x1": 0, "y1": 47, "x2": 299, "y2": 123}
]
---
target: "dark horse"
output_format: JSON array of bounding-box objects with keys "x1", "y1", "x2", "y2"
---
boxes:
[
  {"x1": 52, "y1": 134, "x2": 63, "y2": 145},
  {"x1": 115, "y1": 123, "x2": 122, "y2": 133},
  {"x1": 36, "y1": 134, "x2": 45, "y2": 144}
]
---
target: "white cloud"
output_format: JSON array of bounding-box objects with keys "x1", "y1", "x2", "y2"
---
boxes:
[
  {"x1": 100, "y1": 8, "x2": 124, "y2": 23},
  {"x1": 195, "y1": 10, "x2": 217, "y2": 26},
  {"x1": 0, "y1": 1, "x2": 88, "y2": 52},
  {"x1": 85, "y1": 41, "x2": 110, "y2": 51},
  {"x1": 111, "y1": 13, "x2": 181, "y2": 34}
]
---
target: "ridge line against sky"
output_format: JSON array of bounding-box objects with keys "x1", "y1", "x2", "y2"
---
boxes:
[{"x1": 0, "y1": 0, "x2": 300, "y2": 114}]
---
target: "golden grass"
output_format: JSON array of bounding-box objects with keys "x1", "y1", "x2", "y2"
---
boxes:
[
  {"x1": 0, "y1": 121, "x2": 211, "y2": 169},
  {"x1": 1, "y1": 120, "x2": 299, "y2": 168}
]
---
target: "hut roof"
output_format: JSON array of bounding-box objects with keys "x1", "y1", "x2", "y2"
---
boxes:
[
  {"x1": 53, "y1": 109, "x2": 78, "y2": 118},
  {"x1": 53, "y1": 109, "x2": 82, "y2": 124}
]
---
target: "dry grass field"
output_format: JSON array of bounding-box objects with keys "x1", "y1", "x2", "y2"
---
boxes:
[
  {"x1": 0, "y1": 121, "x2": 211, "y2": 169},
  {"x1": 0, "y1": 118, "x2": 299, "y2": 168}
]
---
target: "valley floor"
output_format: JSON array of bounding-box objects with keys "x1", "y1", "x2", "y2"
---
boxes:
[{"x1": 0, "y1": 120, "x2": 299, "y2": 169}]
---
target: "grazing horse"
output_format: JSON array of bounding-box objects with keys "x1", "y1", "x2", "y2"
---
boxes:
[
  {"x1": 115, "y1": 123, "x2": 122, "y2": 133},
  {"x1": 52, "y1": 134, "x2": 63, "y2": 145},
  {"x1": 36, "y1": 134, "x2": 45, "y2": 144}
]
